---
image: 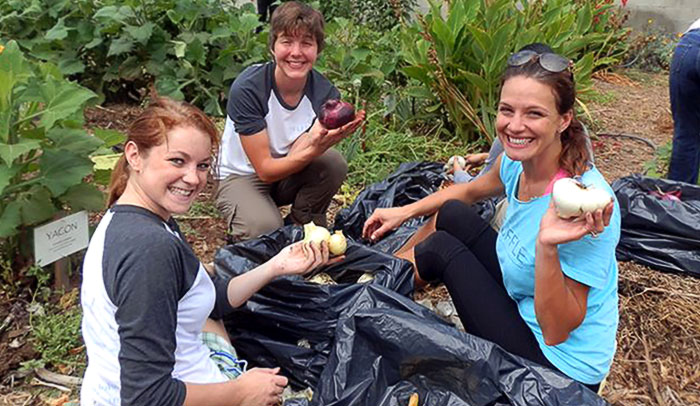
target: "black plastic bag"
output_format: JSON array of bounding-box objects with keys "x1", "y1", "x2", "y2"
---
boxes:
[
  {"x1": 335, "y1": 162, "x2": 495, "y2": 253},
  {"x1": 214, "y1": 225, "x2": 417, "y2": 388},
  {"x1": 612, "y1": 175, "x2": 700, "y2": 277},
  {"x1": 312, "y1": 289, "x2": 608, "y2": 406}
]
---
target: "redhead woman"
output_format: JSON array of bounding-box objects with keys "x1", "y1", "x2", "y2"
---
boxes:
[
  {"x1": 81, "y1": 97, "x2": 339, "y2": 406},
  {"x1": 363, "y1": 52, "x2": 620, "y2": 391}
]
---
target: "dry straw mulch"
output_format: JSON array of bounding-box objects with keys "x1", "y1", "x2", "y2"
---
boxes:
[{"x1": 603, "y1": 262, "x2": 700, "y2": 406}]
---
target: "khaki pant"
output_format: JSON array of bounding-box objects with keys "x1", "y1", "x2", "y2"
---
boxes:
[{"x1": 215, "y1": 149, "x2": 347, "y2": 241}]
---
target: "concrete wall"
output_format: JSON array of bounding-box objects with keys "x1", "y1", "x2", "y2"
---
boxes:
[
  {"x1": 619, "y1": 0, "x2": 700, "y2": 35},
  {"x1": 413, "y1": 1, "x2": 699, "y2": 34}
]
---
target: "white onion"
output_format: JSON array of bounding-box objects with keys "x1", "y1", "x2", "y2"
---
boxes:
[
  {"x1": 328, "y1": 231, "x2": 347, "y2": 256},
  {"x1": 443, "y1": 155, "x2": 467, "y2": 172},
  {"x1": 551, "y1": 178, "x2": 612, "y2": 219},
  {"x1": 303, "y1": 222, "x2": 331, "y2": 244}
]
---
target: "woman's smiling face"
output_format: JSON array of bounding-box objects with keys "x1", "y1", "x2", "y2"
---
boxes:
[
  {"x1": 126, "y1": 125, "x2": 212, "y2": 219},
  {"x1": 496, "y1": 75, "x2": 572, "y2": 164},
  {"x1": 272, "y1": 30, "x2": 318, "y2": 83}
]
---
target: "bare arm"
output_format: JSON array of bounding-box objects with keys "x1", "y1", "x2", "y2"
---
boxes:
[
  {"x1": 241, "y1": 111, "x2": 365, "y2": 183},
  {"x1": 534, "y1": 242, "x2": 590, "y2": 345},
  {"x1": 225, "y1": 242, "x2": 341, "y2": 308},
  {"x1": 363, "y1": 154, "x2": 505, "y2": 240},
  {"x1": 534, "y1": 202, "x2": 613, "y2": 345},
  {"x1": 240, "y1": 129, "x2": 316, "y2": 183}
]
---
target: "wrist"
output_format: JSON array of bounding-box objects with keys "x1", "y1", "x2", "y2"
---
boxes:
[{"x1": 536, "y1": 238, "x2": 558, "y2": 256}]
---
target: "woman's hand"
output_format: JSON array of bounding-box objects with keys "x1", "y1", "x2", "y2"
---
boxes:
[
  {"x1": 307, "y1": 110, "x2": 366, "y2": 154},
  {"x1": 464, "y1": 152, "x2": 489, "y2": 171},
  {"x1": 362, "y1": 206, "x2": 409, "y2": 242},
  {"x1": 268, "y1": 241, "x2": 344, "y2": 277},
  {"x1": 234, "y1": 367, "x2": 288, "y2": 406},
  {"x1": 537, "y1": 200, "x2": 614, "y2": 247}
]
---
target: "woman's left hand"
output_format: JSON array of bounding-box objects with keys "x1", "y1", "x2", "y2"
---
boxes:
[
  {"x1": 269, "y1": 241, "x2": 344, "y2": 276},
  {"x1": 537, "y1": 200, "x2": 614, "y2": 247}
]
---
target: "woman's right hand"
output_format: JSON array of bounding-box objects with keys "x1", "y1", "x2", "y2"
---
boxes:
[
  {"x1": 362, "y1": 207, "x2": 409, "y2": 242},
  {"x1": 268, "y1": 240, "x2": 343, "y2": 277},
  {"x1": 234, "y1": 367, "x2": 288, "y2": 406}
]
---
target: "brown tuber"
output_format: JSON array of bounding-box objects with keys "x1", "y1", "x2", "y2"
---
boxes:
[{"x1": 318, "y1": 99, "x2": 355, "y2": 130}]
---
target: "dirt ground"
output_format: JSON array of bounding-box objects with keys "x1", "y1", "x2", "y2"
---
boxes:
[{"x1": 2, "y1": 70, "x2": 699, "y2": 405}]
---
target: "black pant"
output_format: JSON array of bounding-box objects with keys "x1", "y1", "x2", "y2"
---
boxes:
[
  {"x1": 415, "y1": 200, "x2": 600, "y2": 393},
  {"x1": 257, "y1": 0, "x2": 277, "y2": 22}
]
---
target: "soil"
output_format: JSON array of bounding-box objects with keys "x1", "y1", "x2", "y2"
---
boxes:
[{"x1": 2, "y1": 70, "x2": 699, "y2": 405}]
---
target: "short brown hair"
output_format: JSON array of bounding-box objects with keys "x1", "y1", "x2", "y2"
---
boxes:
[{"x1": 268, "y1": 1, "x2": 325, "y2": 53}]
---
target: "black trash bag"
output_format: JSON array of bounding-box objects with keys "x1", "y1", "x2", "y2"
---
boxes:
[
  {"x1": 612, "y1": 175, "x2": 700, "y2": 277},
  {"x1": 335, "y1": 161, "x2": 496, "y2": 254},
  {"x1": 313, "y1": 302, "x2": 608, "y2": 406},
  {"x1": 214, "y1": 226, "x2": 418, "y2": 388}
]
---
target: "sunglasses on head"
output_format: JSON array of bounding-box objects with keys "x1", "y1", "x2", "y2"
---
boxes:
[{"x1": 507, "y1": 50, "x2": 572, "y2": 73}]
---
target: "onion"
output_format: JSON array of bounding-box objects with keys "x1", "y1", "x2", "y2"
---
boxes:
[
  {"x1": 303, "y1": 222, "x2": 346, "y2": 256},
  {"x1": 443, "y1": 155, "x2": 466, "y2": 172},
  {"x1": 303, "y1": 222, "x2": 331, "y2": 244},
  {"x1": 328, "y1": 231, "x2": 347, "y2": 256},
  {"x1": 551, "y1": 177, "x2": 612, "y2": 219},
  {"x1": 318, "y1": 99, "x2": 356, "y2": 130}
]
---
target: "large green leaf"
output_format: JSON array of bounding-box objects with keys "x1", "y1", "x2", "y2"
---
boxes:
[
  {"x1": 93, "y1": 128, "x2": 126, "y2": 148},
  {"x1": 45, "y1": 17, "x2": 70, "y2": 41},
  {"x1": 94, "y1": 5, "x2": 137, "y2": 24},
  {"x1": 21, "y1": 76, "x2": 96, "y2": 130},
  {"x1": 107, "y1": 36, "x2": 134, "y2": 57},
  {"x1": 17, "y1": 187, "x2": 56, "y2": 225},
  {"x1": 0, "y1": 41, "x2": 31, "y2": 142},
  {"x1": 125, "y1": 22, "x2": 155, "y2": 45},
  {"x1": 0, "y1": 201, "x2": 22, "y2": 238},
  {"x1": 59, "y1": 183, "x2": 105, "y2": 211},
  {"x1": 47, "y1": 128, "x2": 104, "y2": 155},
  {"x1": 39, "y1": 150, "x2": 94, "y2": 196},
  {"x1": 0, "y1": 139, "x2": 41, "y2": 166},
  {"x1": 0, "y1": 164, "x2": 17, "y2": 196}
]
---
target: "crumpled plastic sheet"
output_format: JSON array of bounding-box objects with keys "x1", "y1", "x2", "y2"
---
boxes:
[
  {"x1": 612, "y1": 174, "x2": 700, "y2": 277},
  {"x1": 335, "y1": 162, "x2": 497, "y2": 254},
  {"x1": 311, "y1": 286, "x2": 608, "y2": 406},
  {"x1": 214, "y1": 225, "x2": 416, "y2": 388}
]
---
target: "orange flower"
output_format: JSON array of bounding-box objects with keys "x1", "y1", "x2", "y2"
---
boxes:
[{"x1": 0, "y1": 44, "x2": 4, "y2": 54}]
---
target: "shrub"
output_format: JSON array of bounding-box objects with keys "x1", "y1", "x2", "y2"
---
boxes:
[
  {"x1": 0, "y1": 41, "x2": 114, "y2": 261},
  {"x1": 0, "y1": 0, "x2": 268, "y2": 116},
  {"x1": 319, "y1": 0, "x2": 418, "y2": 31},
  {"x1": 401, "y1": 0, "x2": 631, "y2": 143}
]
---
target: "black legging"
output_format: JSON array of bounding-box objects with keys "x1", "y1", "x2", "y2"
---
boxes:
[{"x1": 415, "y1": 200, "x2": 600, "y2": 393}]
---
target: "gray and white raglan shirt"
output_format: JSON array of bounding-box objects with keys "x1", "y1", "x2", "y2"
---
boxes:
[
  {"x1": 216, "y1": 62, "x2": 340, "y2": 179},
  {"x1": 80, "y1": 205, "x2": 234, "y2": 406}
]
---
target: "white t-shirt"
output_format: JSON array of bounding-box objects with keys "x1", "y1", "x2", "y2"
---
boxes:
[{"x1": 217, "y1": 62, "x2": 340, "y2": 179}]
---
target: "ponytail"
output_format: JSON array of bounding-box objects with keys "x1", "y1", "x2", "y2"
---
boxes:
[
  {"x1": 107, "y1": 155, "x2": 130, "y2": 207},
  {"x1": 559, "y1": 117, "x2": 590, "y2": 177}
]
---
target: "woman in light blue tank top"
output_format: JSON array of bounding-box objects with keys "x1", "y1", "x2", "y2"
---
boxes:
[{"x1": 362, "y1": 50, "x2": 620, "y2": 390}]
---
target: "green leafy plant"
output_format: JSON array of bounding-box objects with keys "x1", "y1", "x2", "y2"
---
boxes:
[
  {"x1": 624, "y1": 19, "x2": 676, "y2": 72},
  {"x1": 0, "y1": 0, "x2": 269, "y2": 115},
  {"x1": 30, "y1": 300, "x2": 84, "y2": 371},
  {"x1": 318, "y1": 18, "x2": 405, "y2": 104},
  {"x1": 0, "y1": 40, "x2": 109, "y2": 260},
  {"x1": 400, "y1": 0, "x2": 630, "y2": 143},
  {"x1": 642, "y1": 140, "x2": 672, "y2": 178},
  {"x1": 319, "y1": 0, "x2": 417, "y2": 31}
]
